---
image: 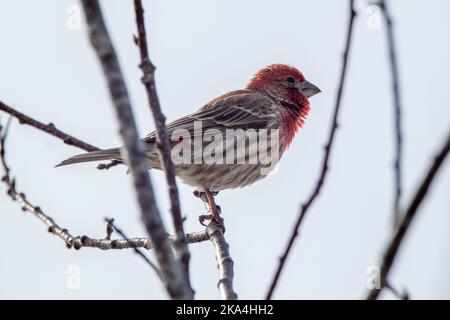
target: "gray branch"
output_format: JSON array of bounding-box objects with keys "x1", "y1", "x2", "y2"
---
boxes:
[
  {"x1": 80, "y1": 0, "x2": 191, "y2": 299},
  {"x1": 379, "y1": 0, "x2": 404, "y2": 226},
  {"x1": 81, "y1": 230, "x2": 209, "y2": 251},
  {"x1": 133, "y1": 0, "x2": 191, "y2": 291},
  {"x1": 206, "y1": 223, "x2": 237, "y2": 300},
  {"x1": 197, "y1": 193, "x2": 237, "y2": 300}
]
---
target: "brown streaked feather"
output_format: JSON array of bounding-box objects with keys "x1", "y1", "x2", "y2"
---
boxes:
[{"x1": 143, "y1": 90, "x2": 277, "y2": 143}]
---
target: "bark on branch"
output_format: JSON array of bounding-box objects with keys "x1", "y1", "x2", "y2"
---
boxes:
[
  {"x1": 80, "y1": 0, "x2": 191, "y2": 299},
  {"x1": 79, "y1": 229, "x2": 209, "y2": 251},
  {"x1": 206, "y1": 222, "x2": 237, "y2": 300},
  {"x1": 197, "y1": 193, "x2": 237, "y2": 300}
]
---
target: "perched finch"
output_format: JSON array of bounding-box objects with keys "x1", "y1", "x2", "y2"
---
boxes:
[{"x1": 58, "y1": 64, "x2": 320, "y2": 221}]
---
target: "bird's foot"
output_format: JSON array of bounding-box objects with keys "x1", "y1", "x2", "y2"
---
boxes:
[
  {"x1": 194, "y1": 190, "x2": 224, "y2": 232},
  {"x1": 193, "y1": 190, "x2": 219, "y2": 198},
  {"x1": 198, "y1": 212, "x2": 225, "y2": 233}
]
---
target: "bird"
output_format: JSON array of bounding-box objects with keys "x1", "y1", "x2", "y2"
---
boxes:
[{"x1": 57, "y1": 64, "x2": 320, "y2": 224}]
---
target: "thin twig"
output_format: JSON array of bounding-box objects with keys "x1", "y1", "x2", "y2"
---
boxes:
[
  {"x1": 366, "y1": 131, "x2": 450, "y2": 300},
  {"x1": 0, "y1": 101, "x2": 123, "y2": 171},
  {"x1": 386, "y1": 282, "x2": 409, "y2": 300},
  {"x1": 379, "y1": 0, "x2": 404, "y2": 225},
  {"x1": 110, "y1": 220, "x2": 209, "y2": 282},
  {"x1": 108, "y1": 219, "x2": 162, "y2": 279},
  {"x1": 197, "y1": 193, "x2": 237, "y2": 300},
  {"x1": 0, "y1": 101, "x2": 98, "y2": 152},
  {"x1": 133, "y1": 0, "x2": 191, "y2": 291},
  {"x1": 80, "y1": 0, "x2": 191, "y2": 299},
  {"x1": 105, "y1": 218, "x2": 115, "y2": 240},
  {"x1": 0, "y1": 122, "x2": 74, "y2": 247},
  {"x1": 265, "y1": 0, "x2": 357, "y2": 300}
]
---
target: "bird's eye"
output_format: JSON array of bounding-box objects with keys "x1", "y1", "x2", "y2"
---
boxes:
[{"x1": 286, "y1": 76, "x2": 295, "y2": 84}]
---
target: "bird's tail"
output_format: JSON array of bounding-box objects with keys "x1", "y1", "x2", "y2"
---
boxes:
[{"x1": 55, "y1": 148, "x2": 121, "y2": 167}]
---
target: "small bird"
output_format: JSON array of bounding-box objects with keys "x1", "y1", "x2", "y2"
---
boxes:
[{"x1": 58, "y1": 64, "x2": 320, "y2": 223}]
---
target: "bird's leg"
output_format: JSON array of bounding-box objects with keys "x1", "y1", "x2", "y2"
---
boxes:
[
  {"x1": 204, "y1": 189, "x2": 218, "y2": 216},
  {"x1": 194, "y1": 189, "x2": 225, "y2": 231}
]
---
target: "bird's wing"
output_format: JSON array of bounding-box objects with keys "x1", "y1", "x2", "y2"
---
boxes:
[{"x1": 143, "y1": 90, "x2": 277, "y2": 143}]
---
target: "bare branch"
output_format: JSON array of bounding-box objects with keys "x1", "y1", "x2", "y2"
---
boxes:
[
  {"x1": 0, "y1": 127, "x2": 209, "y2": 280},
  {"x1": 133, "y1": 0, "x2": 191, "y2": 290},
  {"x1": 197, "y1": 193, "x2": 237, "y2": 300},
  {"x1": 366, "y1": 130, "x2": 450, "y2": 300},
  {"x1": 80, "y1": 0, "x2": 191, "y2": 299},
  {"x1": 106, "y1": 219, "x2": 162, "y2": 280},
  {"x1": 207, "y1": 222, "x2": 237, "y2": 300},
  {"x1": 0, "y1": 102, "x2": 123, "y2": 171},
  {"x1": 80, "y1": 228, "x2": 209, "y2": 251},
  {"x1": 265, "y1": 0, "x2": 357, "y2": 300},
  {"x1": 1, "y1": 123, "x2": 73, "y2": 247},
  {"x1": 379, "y1": 0, "x2": 404, "y2": 225},
  {"x1": 0, "y1": 101, "x2": 98, "y2": 152},
  {"x1": 386, "y1": 282, "x2": 409, "y2": 300}
]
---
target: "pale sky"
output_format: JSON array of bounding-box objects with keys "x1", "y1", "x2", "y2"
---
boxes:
[{"x1": 0, "y1": 0, "x2": 449, "y2": 299}]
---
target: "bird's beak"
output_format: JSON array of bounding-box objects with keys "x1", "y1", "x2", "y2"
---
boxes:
[{"x1": 299, "y1": 80, "x2": 321, "y2": 98}]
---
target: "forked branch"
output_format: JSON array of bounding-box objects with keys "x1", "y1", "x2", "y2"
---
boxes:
[{"x1": 366, "y1": 131, "x2": 450, "y2": 300}]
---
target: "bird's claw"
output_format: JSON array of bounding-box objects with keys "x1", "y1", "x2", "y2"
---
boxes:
[
  {"x1": 198, "y1": 213, "x2": 225, "y2": 233},
  {"x1": 194, "y1": 189, "x2": 224, "y2": 232},
  {"x1": 198, "y1": 214, "x2": 210, "y2": 227},
  {"x1": 193, "y1": 190, "x2": 219, "y2": 198}
]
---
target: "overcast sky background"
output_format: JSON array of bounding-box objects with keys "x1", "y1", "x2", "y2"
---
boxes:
[{"x1": 0, "y1": 0, "x2": 449, "y2": 299}]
